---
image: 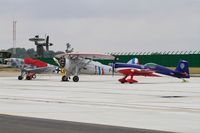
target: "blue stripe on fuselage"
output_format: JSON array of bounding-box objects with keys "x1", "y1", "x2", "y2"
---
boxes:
[
  {"x1": 151, "y1": 65, "x2": 174, "y2": 76},
  {"x1": 145, "y1": 64, "x2": 184, "y2": 78},
  {"x1": 114, "y1": 63, "x2": 144, "y2": 69}
]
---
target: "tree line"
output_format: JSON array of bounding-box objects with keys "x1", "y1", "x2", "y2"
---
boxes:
[{"x1": 4, "y1": 48, "x2": 64, "y2": 58}]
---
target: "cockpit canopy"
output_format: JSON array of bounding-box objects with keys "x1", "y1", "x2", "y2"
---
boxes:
[{"x1": 144, "y1": 63, "x2": 157, "y2": 69}]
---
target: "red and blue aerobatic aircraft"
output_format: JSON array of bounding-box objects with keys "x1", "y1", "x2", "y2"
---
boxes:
[{"x1": 113, "y1": 58, "x2": 190, "y2": 84}]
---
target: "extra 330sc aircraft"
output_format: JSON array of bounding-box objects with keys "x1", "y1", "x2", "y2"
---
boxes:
[
  {"x1": 54, "y1": 52, "x2": 115, "y2": 82},
  {"x1": 5, "y1": 58, "x2": 58, "y2": 80},
  {"x1": 113, "y1": 58, "x2": 190, "y2": 83}
]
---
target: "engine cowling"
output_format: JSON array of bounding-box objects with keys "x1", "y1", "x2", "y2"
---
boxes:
[{"x1": 59, "y1": 57, "x2": 66, "y2": 68}]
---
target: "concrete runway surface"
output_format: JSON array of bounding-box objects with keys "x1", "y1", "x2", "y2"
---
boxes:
[{"x1": 0, "y1": 75, "x2": 200, "y2": 133}]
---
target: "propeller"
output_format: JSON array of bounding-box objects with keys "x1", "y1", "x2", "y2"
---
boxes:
[
  {"x1": 111, "y1": 56, "x2": 117, "y2": 76},
  {"x1": 46, "y1": 36, "x2": 49, "y2": 51},
  {"x1": 45, "y1": 35, "x2": 53, "y2": 51}
]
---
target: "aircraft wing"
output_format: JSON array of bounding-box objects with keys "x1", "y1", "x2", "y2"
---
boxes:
[
  {"x1": 55, "y1": 52, "x2": 115, "y2": 60},
  {"x1": 117, "y1": 68, "x2": 161, "y2": 77}
]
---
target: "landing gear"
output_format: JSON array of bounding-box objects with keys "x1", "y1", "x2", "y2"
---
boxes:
[
  {"x1": 18, "y1": 76, "x2": 23, "y2": 80},
  {"x1": 73, "y1": 76, "x2": 79, "y2": 82},
  {"x1": 26, "y1": 72, "x2": 36, "y2": 80},
  {"x1": 62, "y1": 75, "x2": 79, "y2": 82},
  {"x1": 118, "y1": 75, "x2": 138, "y2": 84},
  {"x1": 118, "y1": 75, "x2": 127, "y2": 84},
  {"x1": 119, "y1": 78, "x2": 126, "y2": 84},
  {"x1": 182, "y1": 79, "x2": 188, "y2": 83},
  {"x1": 126, "y1": 79, "x2": 138, "y2": 84},
  {"x1": 62, "y1": 75, "x2": 69, "y2": 81},
  {"x1": 18, "y1": 71, "x2": 36, "y2": 80},
  {"x1": 26, "y1": 76, "x2": 32, "y2": 80}
]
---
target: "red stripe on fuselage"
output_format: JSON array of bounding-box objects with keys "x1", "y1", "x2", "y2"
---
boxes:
[{"x1": 24, "y1": 58, "x2": 48, "y2": 67}]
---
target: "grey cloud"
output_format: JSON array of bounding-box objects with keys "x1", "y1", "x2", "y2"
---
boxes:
[
  {"x1": 1, "y1": 0, "x2": 200, "y2": 19},
  {"x1": 0, "y1": 0, "x2": 200, "y2": 52}
]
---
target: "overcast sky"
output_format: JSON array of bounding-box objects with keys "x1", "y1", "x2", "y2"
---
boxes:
[{"x1": 0, "y1": 0, "x2": 200, "y2": 53}]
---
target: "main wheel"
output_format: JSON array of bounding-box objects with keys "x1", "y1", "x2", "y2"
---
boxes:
[
  {"x1": 62, "y1": 76, "x2": 69, "y2": 81},
  {"x1": 26, "y1": 76, "x2": 32, "y2": 80},
  {"x1": 73, "y1": 76, "x2": 79, "y2": 82},
  {"x1": 18, "y1": 76, "x2": 23, "y2": 80},
  {"x1": 32, "y1": 75, "x2": 36, "y2": 79}
]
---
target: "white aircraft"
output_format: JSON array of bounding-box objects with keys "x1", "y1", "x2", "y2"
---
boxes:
[{"x1": 54, "y1": 52, "x2": 115, "y2": 82}]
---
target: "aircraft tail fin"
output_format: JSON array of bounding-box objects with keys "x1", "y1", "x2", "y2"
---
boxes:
[
  {"x1": 127, "y1": 57, "x2": 139, "y2": 64},
  {"x1": 175, "y1": 60, "x2": 190, "y2": 78}
]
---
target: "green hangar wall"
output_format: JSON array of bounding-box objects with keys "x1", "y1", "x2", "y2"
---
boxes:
[
  {"x1": 37, "y1": 53, "x2": 200, "y2": 67},
  {"x1": 96, "y1": 54, "x2": 199, "y2": 67},
  {"x1": 113, "y1": 54, "x2": 200, "y2": 67}
]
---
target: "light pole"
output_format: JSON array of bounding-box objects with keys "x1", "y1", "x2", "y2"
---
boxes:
[{"x1": 13, "y1": 20, "x2": 17, "y2": 55}]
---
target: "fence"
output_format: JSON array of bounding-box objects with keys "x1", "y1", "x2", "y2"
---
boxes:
[{"x1": 100, "y1": 51, "x2": 200, "y2": 67}]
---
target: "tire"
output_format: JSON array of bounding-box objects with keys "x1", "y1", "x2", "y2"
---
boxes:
[
  {"x1": 32, "y1": 75, "x2": 36, "y2": 79},
  {"x1": 62, "y1": 76, "x2": 69, "y2": 81},
  {"x1": 18, "y1": 76, "x2": 23, "y2": 80},
  {"x1": 26, "y1": 76, "x2": 31, "y2": 80},
  {"x1": 73, "y1": 76, "x2": 79, "y2": 82}
]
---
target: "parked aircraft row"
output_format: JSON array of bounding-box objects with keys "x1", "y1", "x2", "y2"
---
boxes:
[{"x1": 5, "y1": 52, "x2": 190, "y2": 83}]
